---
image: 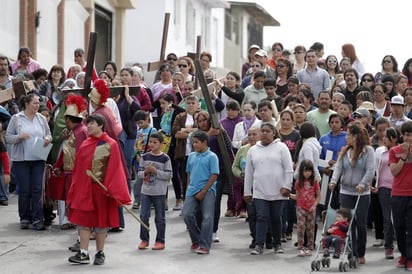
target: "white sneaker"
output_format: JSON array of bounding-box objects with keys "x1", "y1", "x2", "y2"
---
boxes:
[
  {"x1": 212, "y1": 233, "x2": 220, "y2": 243},
  {"x1": 373, "y1": 239, "x2": 384, "y2": 247},
  {"x1": 297, "y1": 249, "x2": 305, "y2": 257}
]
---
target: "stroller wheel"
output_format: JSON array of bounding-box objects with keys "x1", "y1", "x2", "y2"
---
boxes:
[
  {"x1": 343, "y1": 262, "x2": 349, "y2": 272},
  {"x1": 326, "y1": 257, "x2": 331, "y2": 268},
  {"x1": 352, "y1": 257, "x2": 358, "y2": 269},
  {"x1": 311, "y1": 261, "x2": 316, "y2": 271},
  {"x1": 315, "y1": 260, "x2": 321, "y2": 271},
  {"x1": 321, "y1": 258, "x2": 326, "y2": 268},
  {"x1": 339, "y1": 262, "x2": 344, "y2": 272}
]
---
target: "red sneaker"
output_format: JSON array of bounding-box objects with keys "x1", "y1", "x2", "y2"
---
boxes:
[
  {"x1": 406, "y1": 260, "x2": 412, "y2": 271},
  {"x1": 138, "y1": 240, "x2": 149, "y2": 250},
  {"x1": 190, "y1": 243, "x2": 200, "y2": 253},
  {"x1": 197, "y1": 247, "x2": 210, "y2": 254},
  {"x1": 152, "y1": 242, "x2": 165, "y2": 250},
  {"x1": 396, "y1": 256, "x2": 406, "y2": 268}
]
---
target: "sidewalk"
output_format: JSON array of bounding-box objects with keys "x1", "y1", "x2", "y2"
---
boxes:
[{"x1": 0, "y1": 190, "x2": 406, "y2": 274}]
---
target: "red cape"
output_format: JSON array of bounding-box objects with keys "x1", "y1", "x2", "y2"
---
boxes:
[{"x1": 67, "y1": 132, "x2": 131, "y2": 228}]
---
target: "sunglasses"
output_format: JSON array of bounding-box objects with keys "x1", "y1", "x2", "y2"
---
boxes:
[
  {"x1": 353, "y1": 114, "x2": 363, "y2": 119},
  {"x1": 251, "y1": 64, "x2": 261, "y2": 68},
  {"x1": 363, "y1": 78, "x2": 373, "y2": 82},
  {"x1": 178, "y1": 64, "x2": 188, "y2": 68},
  {"x1": 167, "y1": 57, "x2": 177, "y2": 61},
  {"x1": 276, "y1": 64, "x2": 286, "y2": 68},
  {"x1": 272, "y1": 48, "x2": 282, "y2": 52},
  {"x1": 383, "y1": 60, "x2": 392, "y2": 63},
  {"x1": 327, "y1": 60, "x2": 337, "y2": 63}
]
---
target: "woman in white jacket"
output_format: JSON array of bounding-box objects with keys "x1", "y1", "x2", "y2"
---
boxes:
[
  {"x1": 244, "y1": 123, "x2": 294, "y2": 255},
  {"x1": 232, "y1": 101, "x2": 260, "y2": 149}
]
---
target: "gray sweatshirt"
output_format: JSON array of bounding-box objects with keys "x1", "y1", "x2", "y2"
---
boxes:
[{"x1": 138, "y1": 152, "x2": 172, "y2": 196}]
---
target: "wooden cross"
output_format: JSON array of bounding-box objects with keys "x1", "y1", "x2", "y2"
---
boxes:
[
  {"x1": 147, "y1": 13, "x2": 171, "y2": 72},
  {"x1": 318, "y1": 150, "x2": 334, "y2": 205},
  {"x1": 83, "y1": 32, "x2": 98, "y2": 96},
  {"x1": 187, "y1": 35, "x2": 202, "y2": 89},
  {"x1": 194, "y1": 59, "x2": 235, "y2": 192}
]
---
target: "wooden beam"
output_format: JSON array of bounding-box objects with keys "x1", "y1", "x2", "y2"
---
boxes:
[
  {"x1": 84, "y1": 32, "x2": 98, "y2": 97},
  {"x1": 147, "y1": 13, "x2": 170, "y2": 72}
]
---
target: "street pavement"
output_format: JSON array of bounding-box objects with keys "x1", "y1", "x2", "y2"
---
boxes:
[{"x1": 0, "y1": 188, "x2": 407, "y2": 274}]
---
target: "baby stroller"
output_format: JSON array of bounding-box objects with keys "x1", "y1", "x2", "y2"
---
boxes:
[{"x1": 310, "y1": 193, "x2": 360, "y2": 272}]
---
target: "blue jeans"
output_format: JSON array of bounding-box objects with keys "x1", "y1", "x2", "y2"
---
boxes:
[
  {"x1": 254, "y1": 199, "x2": 283, "y2": 247},
  {"x1": 0, "y1": 165, "x2": 8, "y2": 201},
  {"x1": 391, "y1": 196, "x2": 412, "y2": 259},
  {"x1": 340, "y1": 193, "x2": 370, "y2": 258},
  {"x1": 13, "y1": 161, "x2": 45, "y2": 223},
  {"x1": 140, "y1": 194, "x2": 166, "y2": 243},
  {"x1": 378, "y1": 187, "x2": 394, "y2": 249},
  {"x1": 183, "y1": 191, "x2": 215, "y2": 250}
]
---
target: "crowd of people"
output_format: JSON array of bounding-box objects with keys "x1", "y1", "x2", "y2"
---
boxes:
[{"x1": 0, "y1": 41, "x2": 412, "y2": 270}]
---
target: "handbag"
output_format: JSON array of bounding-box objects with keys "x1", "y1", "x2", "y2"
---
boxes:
[{"x1": 159, "y1": 131, "x2": 172, "y2": 154}]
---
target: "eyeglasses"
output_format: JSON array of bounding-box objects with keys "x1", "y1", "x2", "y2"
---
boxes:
[
  {"x1": 276, "y1": 64, "x2": 286, "y2": 68},
  {"x1": 353, "y1": 114, "x2": 363, "y2": 119},
  {"x1": 383, "y1": 60, "x2": 392, "y2": 63},
  {"x1": 178, "y1": 64, "x2": 188, "y2": 68},
  {"x1": 167, "y1": 57, "x2": 177, "y2": 61},
  {"x1": 251, "y1": 65, "x2": 261, "y2": 68},
  {"x1": 363, "y1": 78, "x2": 373, "y2": 82},
  {"x1": 272, "y1": 48, "x2": 282, "y2": 52}
]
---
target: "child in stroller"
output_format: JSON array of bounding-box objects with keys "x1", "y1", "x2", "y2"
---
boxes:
[{"x1": 322, "y1": 208, "x2": 351, "y2": 259}]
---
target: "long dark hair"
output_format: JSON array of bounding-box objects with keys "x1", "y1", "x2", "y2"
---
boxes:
[
  {"x1": 294, "y1": 121, "x2": 316, "y2": 162},
  {"x1": 339, "y1": 121, "x2": 369, "y2": 167},
  {"x1": 298, "y1": 159, "x2": 316, "y2": 188}
]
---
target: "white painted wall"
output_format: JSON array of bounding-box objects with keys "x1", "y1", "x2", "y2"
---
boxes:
[{"x1": 0, "y1": 1, "x2": 20, "y2": 60}]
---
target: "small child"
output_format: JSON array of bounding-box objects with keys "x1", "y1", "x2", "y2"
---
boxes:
[
  {"x1": 338, "y1": 100, "x2": 353, "y2": 130},
  {"x1": 291, "y1": 159, "x2": 320, "y2": 257},
  {"x1": 331, "y1": 92, "x2": 345, "y2": 112},
  {"x1": 137, "y1": 133, "x2": 172, "y2": 250},
  {"x1": 322, "y1": 208, "x2": 351, "y2": 258},
  {"x1": 133, "y1": 110, "x2": 157, "y2": 209},
  {"x1": 182, "y1": 130, "x2": 219, "y2": 255}
]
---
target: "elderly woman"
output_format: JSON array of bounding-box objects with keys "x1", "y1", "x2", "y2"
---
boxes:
[{"x1": 6, "y1": 93, "x2": 52, "y2": 230}]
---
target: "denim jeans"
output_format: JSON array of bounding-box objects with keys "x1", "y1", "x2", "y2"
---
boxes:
[
  {"x1": 0, "y1": 165, "x2": 8, "y2": 201},
  {"x1": 140, "y1": 194, "x2": 166, "y2": 243},
  {"x1": 183, "y1": 191, "x2": 215, "y2": 250},
  {"x1": 391, "y1": 196, "x2": 412, "y2": 259},
  {"x1": 13, "y1": 161, "x2": 45, "y2": 223},
  {"x1": 378, "y1": 187, "x2": 394, "y2": 249},
  {"x1": 254, "y1": 199, "x2": 283, "y2": 247},
  {"x1": 340, "y1": 193, "x2": 370, "y2": 258}
]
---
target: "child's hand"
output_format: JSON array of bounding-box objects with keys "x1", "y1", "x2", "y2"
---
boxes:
[
  {"x1": 244, "y1": 195, "x2": 252, "y2": 205},
  {"x1": 195, "y1": 190, "x2": 205, "y2": 201},
  {"x1": 145, "y1": 163, "x2": 157, "y2": 175}
]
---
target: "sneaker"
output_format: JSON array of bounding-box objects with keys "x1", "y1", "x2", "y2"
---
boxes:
[
  {"x1": 373, "y1": 239, "x2": 384, "y2": 247},
  {"x1": 190, "y1": 243, "x2": 200, "y2": 253},
  {"x1": 197, "y1": 248, "x2": 210, "y2": 255},
  {"x1": 212, "y1": 233, "x2": 220, "y2": 243},
  {"x1": 138, "y1": 240, "x2": 149, "y2": 250},
  {"x1": 286, "y1": 233, "x2": 292, "y2": 241},
  {"x1": 396, "y1": 256, "x2": 406, "y2": 268},
  {"x1": 333, "y1": 253, "x2": 340, "y2": 259},
  {"x1": 68, "y1": 240, "x2": 80, "y2": 252},
  {"x1": 281, "y1": 234, "x2": 287, "y2": 243},
  {"x1": 68, "y1": 251, "x2": 90, "y2": 264},
  {"x1": 406, "y1": 260, "x2": 412, "y2": 271},
  {"x1": 32, "y1": 221, "x2": 46, "y2": 231},
  {"x1": 249, "y1": 240, "x2": 256, "y2": 249},
  {"x1": 385, "y1": 248, "x2": 394, "y2": 259},
  {"x1": 238, "y1": 211, "x2": 247, "y2": 218},
  {"x1": 93, "y1": 251, "x2": 105, "y2": 265},
  {"x1": 323, "y1": 249, "x2": 330, "y2": 257},
  {"x1": 358, "y1": 257, "x2": 366, "y2": 264},
  {"x1": 224, "y1": 210, "x2": 235, "y2": 217},
  {"x1": 250, "y1": 245, "x2": 263, "y2": 255},
  {"x1": 20, "y1": 220, "x2": 30, "y2": 230},
  {"x1": 305, "y1": 249, "x2": 313, "y2": 256},
  {"x1": 172, "y1": 204, "x2": 182, "y2": 211},
  {"x1": 152, "y1": 242, "x2": 165, "y2": 250},
  {"x1": 132, "y1": 201, "x2": 140, "y2": 209},
  {"x1": 274, "y1": 245, "x2": 284, "y2": 254},
  {"x1": 297, "y1": 249, "x2": 306, "y2": 257}
]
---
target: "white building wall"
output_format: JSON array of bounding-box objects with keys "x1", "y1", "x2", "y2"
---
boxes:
[{"x1": 0, "y1": 1, "x2": 20, "y2": 60}]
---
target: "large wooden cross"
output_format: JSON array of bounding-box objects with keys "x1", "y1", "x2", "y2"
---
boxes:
[
  {"x1": 187, "y1": 35, "x2": 202, "y2": 89},
  {"x1": 147, "y1": 13, "x2": 171, "y2": 72}
]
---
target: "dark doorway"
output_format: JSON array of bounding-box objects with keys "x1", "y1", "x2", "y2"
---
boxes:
[{"x1": 95, "y1": 5, "x2": 112, "y2": 72}]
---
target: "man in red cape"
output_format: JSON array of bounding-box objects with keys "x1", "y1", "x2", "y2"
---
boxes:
[{"x1": 67, "y1": 114, "x2": 131, "y2": 265}]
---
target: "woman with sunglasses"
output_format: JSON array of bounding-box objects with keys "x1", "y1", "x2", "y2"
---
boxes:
[
  {"x1": 375, "y1": 55, "x2": 399, "y2": 83},
  {"x1": 325, "y1": 55, "x2": 340, "y2": 81},
  {"x1": 275, "y1": 58, "x2": 293, "y2": 98},
  {"x1": 292, "y1": 45, "x2": 306, "y2": 74},
  {"x1": 372, "y1": 84, "x2": 391, "y2": 118},
  {"x1": 267, "y1": 42, "x2": 284, "y2": 70},
  {"x1": 177, "y1": 56, "x2": 195, "y2": 83},
  {"x1": 360, "y1": 73, "x2": 376, "y2": 88}
]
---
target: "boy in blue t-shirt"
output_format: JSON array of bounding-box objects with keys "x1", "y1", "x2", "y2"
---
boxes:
[
  {"x1": 182, "y1": 131, "x2": 219, "y2": 255},
  {"x1": 133, "y1": 110, "x2": 156, "y2": 209}
]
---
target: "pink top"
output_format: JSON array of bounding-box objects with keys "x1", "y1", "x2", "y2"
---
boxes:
[
  {"x1": 12, "y1": 58, "x2": 41, "y2": 74},
  {"x1": 295, "y1": 180, "x2": 320, "y2": 211},
  {"x1": 377, "y1": 150, "x2": 393, "y2": 189}
]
